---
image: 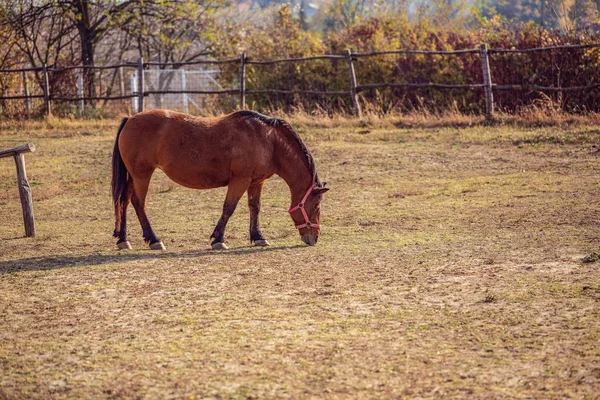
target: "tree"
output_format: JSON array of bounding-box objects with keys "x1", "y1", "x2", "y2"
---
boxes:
[
  {"x1": 1, "y1": 0, "x2": 149, "y2": 99},
  {"x1": 0, "y1": 0, "x2": 77, "y2": 68},
  {"x1": 568, "y1": 0, "x2": 597, "y2": 28},
  {"x1": 322, "y1": 0, "x2": 371, "y2": 32},
  {"x1": 120, "y1": 0, "x2": 224, "y2": 64}
]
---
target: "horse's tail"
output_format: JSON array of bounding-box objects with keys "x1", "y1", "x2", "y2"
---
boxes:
[{"x1": 111, "y1": 117, "x2": 129, "y2": 237}]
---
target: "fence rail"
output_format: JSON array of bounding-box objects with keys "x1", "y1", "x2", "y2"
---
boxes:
[
  {"x1": 246, "y1": 55, "x2": 347, "y2": 64},
  {"x1": 1, "y1": 43, "x2": 599, "y2": 119},
  {"x1": 353, "y1": 49, "x2": 480, "y2": 56}
]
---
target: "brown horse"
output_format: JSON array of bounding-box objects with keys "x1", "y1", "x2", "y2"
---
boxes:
[{"x1": 111, "y1": 109, "x2": 328, "y2": 250}]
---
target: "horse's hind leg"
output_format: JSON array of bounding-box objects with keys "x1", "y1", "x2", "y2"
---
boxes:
[
  {"x1": 210, "y1": 177, "x2": 251, "y2": 250},
  {"x1": 130, "y1": 173, "x2": 165, "y2": 250},
  {"x1": 248, "y1": 182, "x2": 269, "y2": 246},
  {"x1": 113, "y1": 178, "x2": 133, "y2": 249}
]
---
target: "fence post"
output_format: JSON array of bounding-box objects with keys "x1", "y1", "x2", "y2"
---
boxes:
[
  {"x1": 240, "y1": 53, "x2": 246, "y2": 110},
  {"x1": 130, "y1": 73, "x2": 137, "y2": 111},
  {"x1": 42, "y1": 64, "x2": 51, "y2": 116},
  {"x1": 479, "y1": 44, "x2": 494, "y2": 120},
  {"x1": 181, "y1": 68, "x2": 188, "y2": 114},
  {"x1": 22, "y1": 71, "x2": 31, "y2": 114},
  {"x1": 137, "y1": 57, "x2": 144, "y2": 113},
  {"x1": 344, "y1": 49, "x2": 361, "y2": 118},
  {"x1": 77, "y1": 71, "x2": 84, "y2": 112},
  {"x1": 119, "y1": 66, "x2": 125, "y2": 97},
  {"x1": 0, "y1": 143, "x2": 36, "y2": 238},
  {"x1": 14, "y1": 152, "x2": 35, "y2": 237}
]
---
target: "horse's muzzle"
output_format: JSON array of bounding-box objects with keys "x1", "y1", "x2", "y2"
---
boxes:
[{"x1": 302, "y1": 234, "x2": 319, "y2": 246}]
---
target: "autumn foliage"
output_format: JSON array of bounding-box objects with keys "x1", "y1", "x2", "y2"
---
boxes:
[{"x1": 1, "y1": 3, "x2": 599, "y2": 117}]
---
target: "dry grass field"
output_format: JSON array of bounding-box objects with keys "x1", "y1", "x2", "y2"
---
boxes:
[{"x1": 1, "y1": 116, "x2": 599, "y2": 399}]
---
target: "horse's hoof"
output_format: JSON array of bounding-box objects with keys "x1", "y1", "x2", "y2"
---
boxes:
[
  {"x1": 212, "y1": 242, "x2": 228, "y2": 250},
  {"x1": 254, "y1": 239, "x2": 270, "y2": 246},
  {"x1": 117, "y1": 240, "x2": 132, "y2": 250},
  {"x1": 149, "y1": 241, "x2": 166, "y2": 250}
]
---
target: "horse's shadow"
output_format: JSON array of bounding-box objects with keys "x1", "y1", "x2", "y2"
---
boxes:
[{"x1": 0, "y1": 244, "x2": 305, "y2": 274}]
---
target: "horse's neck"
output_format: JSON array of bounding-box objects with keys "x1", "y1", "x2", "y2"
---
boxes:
[{"x1": 272, "y1": 136, "x2": 313, "y2": 204}]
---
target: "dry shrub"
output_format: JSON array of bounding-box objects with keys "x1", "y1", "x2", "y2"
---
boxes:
[
  {"x1": 2, "y1": 7, "x2": 599, "y2": 120},
  {"x1": 229, "y1": 11, "x2": 600, "y2": 117}
]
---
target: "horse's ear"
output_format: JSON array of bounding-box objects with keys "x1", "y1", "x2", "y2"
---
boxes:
[{"x1": 313, "y1": 186, "x2": 329, "y2": 195}]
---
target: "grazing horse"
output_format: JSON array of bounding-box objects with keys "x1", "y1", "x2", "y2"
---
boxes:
[{"x1": 111, "y1": 109, "x2": 328, "y2": 250}]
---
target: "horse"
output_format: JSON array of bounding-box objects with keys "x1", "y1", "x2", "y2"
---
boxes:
[{"x1": 111, "y1": 109, "x2": 329, "y2": 250}]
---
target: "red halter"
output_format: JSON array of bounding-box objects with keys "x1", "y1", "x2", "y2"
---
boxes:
[{"x1": 288, "y1": 183, "x2": 320, "y2": 230}]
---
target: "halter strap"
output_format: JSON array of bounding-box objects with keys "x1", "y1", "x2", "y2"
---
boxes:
[{"x1": 288, "y1": 183, "x2": 320, "y2": 230}]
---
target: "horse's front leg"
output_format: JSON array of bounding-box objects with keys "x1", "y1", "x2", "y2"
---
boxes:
[
  {"x1": 248, "y1": 182, "x2": 269, "y2": 246},
  {"x1": 210, "y1": 177, "x2": 251, "y2": 250}
]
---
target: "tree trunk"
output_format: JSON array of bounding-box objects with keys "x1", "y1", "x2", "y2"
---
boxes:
[
  {"x1": 75, "y1": 0, "x2": 96, "y2": 102},
  {"x1": 78, "y1": 26, "x2": 96, "y2": 101}
]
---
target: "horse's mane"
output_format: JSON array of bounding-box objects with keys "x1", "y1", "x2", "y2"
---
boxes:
[{"x1": 232, "y1": 110, "x2": 320, "y2": 184}]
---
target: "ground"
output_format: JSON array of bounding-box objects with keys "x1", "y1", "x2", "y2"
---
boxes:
[{"x1": 0, "y1": 118, "x2": 599, "y2": 399}]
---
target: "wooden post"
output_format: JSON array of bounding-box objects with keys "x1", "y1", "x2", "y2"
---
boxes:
[
  {"x1": 181, "y1": 68, "x2": 188, "y2": 114},
  {"x1": 22, "y1": 71, "x2": 31, "y2": 114},
  {"x1": 119, "y1": 66, "x2": 125, "y2": 97},
  {"x1": 130, "y1": 73, "x2": 137, "y2": 111},
  {"x1": 239, "y1": 53, "x2": 246, "y2": 110},
  {"x1": 42, "y1": 64, "x2": 51, "y2": 116},
  {"x1": 137, "y1": 57, "x2": 144, "y2": 113},
  {"x1": 77, "y1": 71, "x2": 84, "y2": 112},
  {"x1": 0, "y1": 143, "x2": 36, "y2": 237},
  {"x1": 480, "y1": 44, "x2": 494, "y2": 121},
  {"x1": 345, "y1": 49, "x2": 361, "y2": 117}
]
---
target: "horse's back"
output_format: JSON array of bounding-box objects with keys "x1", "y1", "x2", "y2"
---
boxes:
[{"x1": 118, "y1": 109, "x2": 275, "y2": 189}]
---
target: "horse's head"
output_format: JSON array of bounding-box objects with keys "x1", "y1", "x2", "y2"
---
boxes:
[{"x1": 289, "y1": 183, "x2": 329, "y2": 246}]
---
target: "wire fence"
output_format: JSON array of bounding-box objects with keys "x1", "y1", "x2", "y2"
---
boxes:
[{"x1": 0, "y1": 43, "x2": 599, "y2": 119}]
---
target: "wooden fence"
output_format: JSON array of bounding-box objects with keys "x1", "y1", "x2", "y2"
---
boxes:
[
  {"x1": 0, "y1": 143, "x2": 36, "y2": 237},
  {"x1": 1, "y1": 43, "x2": 599, "y2": 120}
]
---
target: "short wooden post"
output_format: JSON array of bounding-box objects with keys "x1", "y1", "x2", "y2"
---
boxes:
[
  {"x1": 480, "y1": 44, "x2": 494, "y2": 120},
  {"x1": 42, "y1": 64, "x2": 51, "y2": 116},
  {"x1": 137, "y1": 57, "x2": 144, "y2": 113},
  {"x1": 0, "y1": 143, "x2": 36, "y2": 237},
  {"x1": 22, "y1": 71, "x2": 31, "y2": 114},
  {"x1": 345, "y1": 49, "x2": 361, "y2": 118},
  {"x1": 239, "y1": 53, "x2": 246, "y2": 110}
]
